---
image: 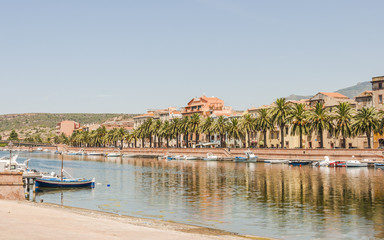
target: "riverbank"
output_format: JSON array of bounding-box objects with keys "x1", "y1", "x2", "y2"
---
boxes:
[
  {"x1": 0, "y1": 200, "x2": 267, "y2": 240},
  {"x1": 6, "y1": 146, "x2": 384, "y2": 161}
]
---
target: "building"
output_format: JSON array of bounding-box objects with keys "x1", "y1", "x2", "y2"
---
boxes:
[
  {"x1": 309, "y1": 92, "x2": 356, "y2": 109},
  {"x1": 56, "y1": 120, "x2": 80, "y2": 136},
  {"x1": 355, "y1": 91, "x2": 373, "y2": 109},
  {"x1": 371, "y1": 76, "x2": 384, "y2": 148},
  {"x1": 133, "y1": 107, "x2": 182, "y2": 129},
  {"x1": 182, "y1": 95, "x2": 232, "y2": 117}
]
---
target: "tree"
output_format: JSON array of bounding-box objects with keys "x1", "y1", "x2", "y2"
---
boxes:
[
  {"x1": 256, "y1": 108, "x2": 272, "y2": 148},
  {"x1": 270, "y1": 98, "x2": 291, "y2": 148},
  {"x1": 213, "y1": 116, "x2": 228, "y2": 148},
  {"x1": 151, "y1": 120, "x2": 162, "y2": 148},
  {"x1": 189, "y1": 114, "x2": 201, "y2": 145},
  {"x1": 334, "y1": 102, "x2": 354, "y2": 148},
  {"x1": 200, "y1": 116, "x2": 214, "y2": 143},
  {"x1": 227, "y1": 118, "x2": 243, "y2": 147},
  {"x1": 352, "y1": 107, "x2": 379, "y2": 149},
  {"x1": 308, "y1": 102, "x2": 333, "y2": 148},
  {"x1": 169, "y1": 118, "x2": 181, "y2": 148},
  {"x1": 288, "y1": 103, "x2": 309, "y2": 149},
  {"x1": 180, "y1": 116, "x2": 191, "y2": 147},
  {"x1": 8, "y1": 130, "x2": 18, "y2": 141},
  {"x1": 159, "y1": 120, "x2": 171, "y2": 148},
  {"x1": 240, "y1": 114, "x2": 256, "y2": 148}
]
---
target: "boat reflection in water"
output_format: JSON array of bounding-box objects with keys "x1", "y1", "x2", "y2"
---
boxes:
[{"x1": 22, "y1": 153, "x2": 384, "y2": 240}]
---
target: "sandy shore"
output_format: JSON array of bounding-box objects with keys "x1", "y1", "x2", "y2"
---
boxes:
[{"x1": 0, "y1": 200, "x2": 269, "y2": 240}]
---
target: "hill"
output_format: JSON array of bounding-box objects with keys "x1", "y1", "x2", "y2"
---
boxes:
[
  {"x1": 0, "y1": 113, "x2": 137, "y2": 140},
  {"x1": 286, "y1": 81, "x2": 371, "y2": 100}
]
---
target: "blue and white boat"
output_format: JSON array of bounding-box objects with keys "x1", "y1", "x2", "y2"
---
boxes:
[{"x1": 36, "y1": 177, "x2": 95, "y2": 188}]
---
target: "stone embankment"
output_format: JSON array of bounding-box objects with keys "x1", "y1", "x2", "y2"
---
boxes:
[
  {"x1": 0, "y1": 172, "x2": 25, "y2": 200},
  {"x1": 7, "y1": 146, "x2": 384, "y2": 161}
]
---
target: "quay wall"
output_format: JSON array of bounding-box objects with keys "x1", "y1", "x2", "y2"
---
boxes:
[
  {"x1": 0, "y1": 172, "x2": 25, "y2": 201},
  {"x1": 10, "y1": 146, "x2": 384, "y2": 161}
]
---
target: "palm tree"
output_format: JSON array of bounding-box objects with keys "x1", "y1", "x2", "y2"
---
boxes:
[
  {"x1": 288, "y1": 103, "x2": 309, "y2": 148},
  {"x1": 189, "y1": 114, "x2": 201, "y2": 145},
  {"x1": 240, "y1": 114, "x2": 256, "y2": 148},
  {"x1": 308, "y1": 102, "x2": 333, "y2": 148},
  {"x1": 159, "y1": 120, "x2": 171, "y2": 148},
  {"x1": 213, "y1": 116, "x2": 228, "y2": 148},
  {"x1": 256, "y1": 108, "x2": 272, "y2": 148},
  {"x1": 151, "y1": 119, "x2": 162, "y2": 148},
  {"x1": 227, "y1": 118, "x2": 244, "y2": 147},
  {"x1": 270, "y1": 98, "x2": 292, "y2": 148},
  {"x1": 334, "y1": 102, "x2": 354, "y2": 148},
  {"x1": 180, "y1": 116, "x2": 191, "y2": 147},
  {"x1": 200, "y1": 116, "x2": 214, "y2": 143},
  {"x1": 352, "y1": 107, "x2": 379, "y2": 149},
  {"x1": 115, "y1": 128, "x2": 126, "y2": 148},
  {"x1": 169, "y1": 118, "x2": 181, "y2": 147},
  {"x1": 143, "y1": 118, "x2": 154, "y2": 147}
]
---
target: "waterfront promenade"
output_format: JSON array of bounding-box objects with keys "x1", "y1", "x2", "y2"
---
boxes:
[
  {"x1": 0, "y1": 200, "x2": 262, "y2": 240},
  {"x1": 8, "y1": 146, "x2": 384, "y2": 161}
]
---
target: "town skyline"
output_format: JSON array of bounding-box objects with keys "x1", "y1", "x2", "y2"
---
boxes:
[{"x1": 1, "y1": 1, "x2": 383, "y2": 114}]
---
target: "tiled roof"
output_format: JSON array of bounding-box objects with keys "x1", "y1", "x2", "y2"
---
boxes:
[
  {"x1": 356, "y1": 90, "x2": 373, "y2": 98},
  {"x1": 319, "y1": 92, "x2": 348, "y2": 99}
]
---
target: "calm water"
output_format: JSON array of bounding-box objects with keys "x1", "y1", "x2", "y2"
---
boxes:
[{"x1": 4, "y1": 151, "x2": 384, "y2": 239}]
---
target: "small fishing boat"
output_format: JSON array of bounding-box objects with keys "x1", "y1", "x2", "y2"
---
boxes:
[
  {"x1": 313, "y1": 156, "x2": 334, "y2": 167},
  {"x1": 289, "y1": 161, "x2": 311, "y2": 166},
  {"x1": 346, "y1": 160, "x2": 368, "y2": 167},
  {"x1": 203, "y1": 152, "x2": 218, "y2": 161},
  {"x1": 35, "y1": 154, "x2": 95, "y2": 188},
  {"x1": 374, "y1": 163, "x2": 384, "y2": 169},
  {"x1": 235, "y1": 150, "x2": 258, "y2": 162},
  {"x1": 234, "y1": 157, "x2": 247, "y2": 162}
]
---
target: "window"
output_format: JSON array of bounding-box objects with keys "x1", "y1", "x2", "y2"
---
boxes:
[
  {"x1": 380, "y1": 83, "x2": 383, "y2": 89},
  {"x1": 285, "y1": 127, "x2": 289, "y2": 135},
  {"x1": 379, "y1": 95, "x2": 383, "y2": 104}
]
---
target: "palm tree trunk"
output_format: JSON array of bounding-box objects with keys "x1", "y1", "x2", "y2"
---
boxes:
[
  {"x1": 343, "y1": 136, "x2": 346, "y2": 148},
  {"x1": 134, "y1": 139, "x2": 137, "y2": 148},
  {"x1": 299, "y1": 128, "x2": 303, "y2": 149},
  {"x1": 280, "y1": 124, "x2": 285, "y2": 148},
  {"x1": 263, "y1": 130, "x2": 267, "y2": 148},
  {"x1": 319, "y1": 128, "x2": 324, "y2": 148},
  {"x1": 149, "y1": 134, "x2": 152, "y2": 148},
  {"x1": 367, "y1": 131, "x2": 371, "y2": 149},
  {"x1": 121, "y1": 139, "x2": 124, "y2": 149},
  {"x1": 141, "y1": 138, "x2": 144, "y2": 148},
  {"x1": 208, "y1": 133, "x2": 211, "y2": 143},
  {"x1": 186, "y1": 133, "x2": 189, "y2": 148},
  {"x1": 196, "y1": 133, "x2": 199, "y2": 145},
  {"x1": 247, "y1": 130, "x2": 250, "y2": 148},
  {"x1": 166, "y1": 138, "x2": 169, "y2": 148},
  {"x1": 176, "y1": 134, "x2": 179, "y2": 148}
]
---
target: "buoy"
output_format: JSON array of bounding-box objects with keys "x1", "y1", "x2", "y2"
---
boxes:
[{"x1": 107, "y1": 184, "x2": 110, "y2": 187}]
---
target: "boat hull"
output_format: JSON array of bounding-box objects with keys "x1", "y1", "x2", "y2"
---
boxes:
[
  {"x1": 36, "y1": 178, "x2": 95, "y2": 188},
  {"x1": 289, "y1": 161, "x2": 310, "y2": 166}
]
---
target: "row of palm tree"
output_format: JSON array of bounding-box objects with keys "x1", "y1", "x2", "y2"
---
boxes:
[{"x1": 59, "y1": 98, "x2": 384, "y2": 149}]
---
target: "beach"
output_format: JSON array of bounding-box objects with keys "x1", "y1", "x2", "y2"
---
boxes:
[{"x1": 0, "y1": 200, "x2": 265, "y2": 240}]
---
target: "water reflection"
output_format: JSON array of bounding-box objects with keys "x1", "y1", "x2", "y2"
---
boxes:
[{"x1": 10, "y1": 152, "x2": 384, "y2": 239}]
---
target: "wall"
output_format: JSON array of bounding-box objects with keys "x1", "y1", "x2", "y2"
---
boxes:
[{"x1": 0, "y1": 172, "x2": 25, "y2": 201}]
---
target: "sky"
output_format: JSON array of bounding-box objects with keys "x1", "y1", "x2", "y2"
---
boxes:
[{"x1": 0, "y1": 0, "x2": 383, "y2": 114}]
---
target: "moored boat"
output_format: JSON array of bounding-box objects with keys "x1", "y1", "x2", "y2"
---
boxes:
[
  {"x1": 265, "y1": 159, "x2": 289, "y2": 164},
  {"x1": 36, "y1": 177, "x2": 95, "y2": 188},
  {"x1": 203, "y1": 152, "x2": 218, "y2": 161},
  {"x1": 87, "y1": 152, "x2": 105, "y2": 156},
  {"x1": 346, "y1": 160, "x2": 368, "y2": 167},
  {"x1": 107, "y1": 152, "x2": 121, "y2": 157},
  {"x1": 329, "y1": 161, "x2": 346, "y2": 167},
  {"x1": 289, "y1": 161, "x2": 311, "y2": 166}
]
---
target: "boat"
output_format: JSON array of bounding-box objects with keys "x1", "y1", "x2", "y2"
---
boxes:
[
  {"x1": 35, "y1": 154, "x2": 95, "y2": 188},
  {"x1": 346, "y1": 160, "x2": 368, "y2": 167},
  {"x1": 87, "y1": 152, "x2": 105, "y2": 156},
  {"x1": 265, "y1": 159, "x2": 289, "y2": 164},
  {"x1": 184, "y1": 156, "x2": 199, "y2": 160},
  {"x1": 203, "y1": 152, "x2": 218, "y2": 161},
  {"x1": 374, "y1": 163, "x2": 384, "y2": 169},
  {"x1": 313, "y1": 156, "x2": 334, "y2": 167},
  {"x1": 122, "y1": 154, "x2": 137, "y2": 158},
  {"x1": 245, "y1": 150, "x2": 258, "y2": 162},
  {"x1": 289, "y1": 161, "x2": 311, "y2": 166},
  {"x1": 0, "y1": 155, "x2": 30, "y2": 172},
  {"x1": 107, "y1": 152, "x2": 121, "y2": 157},
  {"x1": 328, "y1": 161, "x2": 346, "y2": 167},
  {"x1": 234, "y1": 157, "x2": 247, "y2": 162}
]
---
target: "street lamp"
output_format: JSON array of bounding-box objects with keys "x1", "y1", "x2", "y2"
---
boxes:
[{"x1": 8, "y1": 141, "x2": 13, "y2": 171}]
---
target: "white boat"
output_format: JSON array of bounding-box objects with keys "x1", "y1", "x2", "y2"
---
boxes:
[
  {"x1": 107, "y1": 152, "x2": 121, "y2": 157},
  {"x1": 313, "y1": 156, "x2": 334, "y2": 167},
  {"x1": 122, "y1": 154, "x2": 137, "y2": 158},
  {"x1": 346, "y1": 160, "x2": 368, "y2": 167},
  {"x1": 87, "y1": 152, "x2": 105, "y2": 156},
  {"x1": 185, "y1": 156, "x2": 199, "y2": 160},
  {"x1": 245, "y1": 150, "x2": 258, "y2": 161},
  {"x1": 265, "y1": 159, "x2": 289, "y2": 164},
  {"x1": 36, "y1": 148, "x2": 43, "y2": 151},
  {"x1": 0, "y1": 155, "x2": 30, "y2": 172},
  {"x1": 203, "y1": 152, "x2": 218, "y2": 161}
]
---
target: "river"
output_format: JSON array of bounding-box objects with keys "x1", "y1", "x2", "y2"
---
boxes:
[{"x1": 5, "y1": 151, "x2": 384, "y2": 239}]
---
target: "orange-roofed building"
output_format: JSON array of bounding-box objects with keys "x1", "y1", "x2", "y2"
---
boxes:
[
  {"x1": 56, "y1": 120, "x2": 81, "y2": 136},
  {"x1": 182, "y1": 95, "x2": 232, "y2": 117}
]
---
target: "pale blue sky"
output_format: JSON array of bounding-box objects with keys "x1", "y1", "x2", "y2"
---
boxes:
[{"x1": 0, "y1": 0, "x2": 383, "y2": 114}]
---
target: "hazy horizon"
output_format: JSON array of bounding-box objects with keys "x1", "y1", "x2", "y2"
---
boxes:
[{"x1": 1, "y1": 1, "x2": 383, "y2": 114}]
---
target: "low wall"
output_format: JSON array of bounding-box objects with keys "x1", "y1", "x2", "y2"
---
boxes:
[{"x1": 0, "y1": 172, "x2": 25, "y2": 201}]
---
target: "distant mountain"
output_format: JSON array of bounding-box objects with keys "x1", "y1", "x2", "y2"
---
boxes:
[
  {"x1": 335, "y1": 81, "x2": 371, "y2": 99},
  {"x1": 286, "y1": 81, "x2": 371, "y2": 100}
]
